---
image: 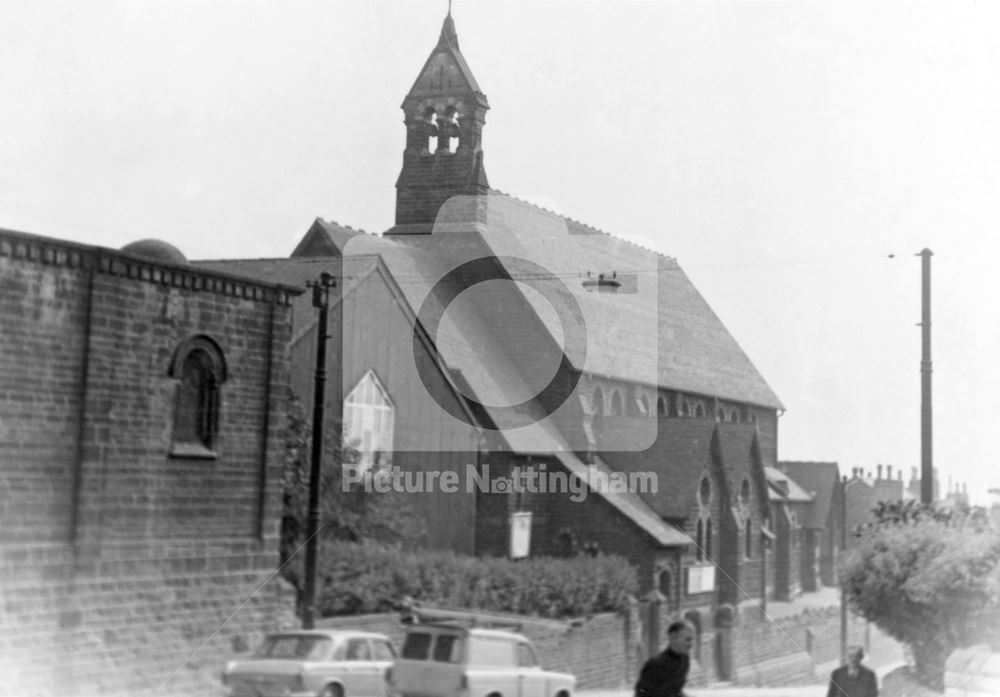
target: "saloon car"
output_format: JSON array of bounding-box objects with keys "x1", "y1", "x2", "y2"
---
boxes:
[
  {"x1": 222, "y1": 629, "x2": 396, "y2": 697},
  {"x1": 387, "y1": 623, "x2": 575, "y2": 697}
]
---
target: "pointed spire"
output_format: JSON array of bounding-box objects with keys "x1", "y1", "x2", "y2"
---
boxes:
[{"x1": 439, "y1": 4, "x2": 459, "y2": 50}]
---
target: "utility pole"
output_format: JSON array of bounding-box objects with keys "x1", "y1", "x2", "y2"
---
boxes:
[
  {"x1": 918, "y1": 249, "x2": 933, "y2": 505},
  {"x1": 302, "y1": 271, "x2": 336, "y2": 630},
  {"x1": 840, "y1": 474, "x2": 848, "y2": 663}
]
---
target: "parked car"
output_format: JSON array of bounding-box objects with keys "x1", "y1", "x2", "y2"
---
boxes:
[
  {"x1": 222, "y1": 629, "x2": 396, "y2": 697},
  {"x1": 387, "y1": 623, "x2": 575, "y2": 697}
]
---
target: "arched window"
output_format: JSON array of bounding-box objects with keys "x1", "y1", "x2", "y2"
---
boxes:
[
  {"x1": 740, "y1": 478, "x2": 751, "y2": 505},
  {"x1": 699, "y1": 475, "x2": 712, "y2": 507},
  {"x1": 684, "y1": 611, "x2": 702, "y2": 662},
  {"x1": 591, "y1": 387, "x2": 605, "y2": 424},
  {"x1": 658, "y1": 569, "x2": 673, "y2": 606},
  {"x1": 169, "y1": 335, "x2": 226, "y2": 458},
  {"x1": 423, "y1": 107, "x2": 439, "y2": 154},
  {"x1": 558, "y1": 530, "x2": 575, "y2": 558},
  {"x1": 695, "y1": 519, "x2": 705, "y2": 561},
  {"x1": 344, "y1": 370, "x2": 394, "y2": 470},
  {"x1": 657, "y1": 396, "x2": 667, "y2": 417},
  {"x1": 609, "y1": 390, "x2": 623, "y2": 417},
  {"x1": 705, "y1": 518, "x2": 713, "y2": 560},
  {"x1": 695, "y1": 403, "x2": 707, "y2": 418},
  {"x1": 745, "y1": 516, "x2": 753, "y2": 558}
]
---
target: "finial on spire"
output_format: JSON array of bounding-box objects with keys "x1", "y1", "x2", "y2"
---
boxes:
[{"x1": 439, "y1": 4, "x2": 459, "y2": 49}]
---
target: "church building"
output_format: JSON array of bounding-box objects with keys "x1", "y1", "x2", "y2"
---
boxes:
[{"x1": 202, "y1": 9, "x2": 785, "y2": 679}]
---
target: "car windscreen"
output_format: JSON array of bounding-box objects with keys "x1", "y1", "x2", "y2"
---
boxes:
[
  {"x1": 401, "y1": 632, "x2": 433, "y2": 659},
  {"x1": 253, "y1": 635, "x2": 332, "y2": 660}
]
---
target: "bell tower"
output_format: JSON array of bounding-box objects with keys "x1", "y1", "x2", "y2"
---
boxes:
[{"x1": 393, "y1": 10, "x2": 490, "y2": 230}]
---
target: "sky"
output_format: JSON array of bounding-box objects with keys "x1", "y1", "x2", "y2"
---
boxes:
[{"x1": 2, "y1": 0, "x2": 997, "y2": 502}]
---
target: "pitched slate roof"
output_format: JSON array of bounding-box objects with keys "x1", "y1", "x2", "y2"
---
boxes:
[
  {"x1": 372, "y1": 192, "x2": 783, "y2": 409},
  {"x1": 474, "y1": 194, "x2": 782, "y2": 408},
  {"x1": 778, "y1": 461, "x2": 840, "y2": 529},
  {"x1": 765, "y1": 467, "x2": 814, "y2": 504}
]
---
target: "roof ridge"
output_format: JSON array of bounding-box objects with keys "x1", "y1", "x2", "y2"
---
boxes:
[
  {"x1": 319, "y1": 218, "x2": 380, "y2": 238},
  {"x1": 486, "y1": 189, "x2": 676, "y2": 262}
]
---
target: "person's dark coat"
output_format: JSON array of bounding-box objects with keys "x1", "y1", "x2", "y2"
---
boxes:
[
  {"x1": 827, "y1": 664, "x2": 878, "y2": 697},
  {"x1": 634, "y1": 648, "x2": 690, "y2": 697}
]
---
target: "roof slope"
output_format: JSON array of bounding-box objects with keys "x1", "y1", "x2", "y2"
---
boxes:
[
  {"x1": 778, "y1": 461, "x2": 840, "y2": 528},
  {"x1": 380, "y1": 193, "x2": 782, "y2": 409},
  {"x1": 765, "y1": 467, "x2": 814, "y2": 504}
]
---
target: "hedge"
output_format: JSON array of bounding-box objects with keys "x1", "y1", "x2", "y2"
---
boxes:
[{"x1": 314, "y1": 541, "x2": 638, "y2": 619}]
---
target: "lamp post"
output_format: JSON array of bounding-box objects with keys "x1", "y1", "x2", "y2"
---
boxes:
[{"x1": 302, "y1": 271, "x2": 336, "y2": 630}]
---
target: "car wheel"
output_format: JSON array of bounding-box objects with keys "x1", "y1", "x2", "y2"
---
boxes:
[{"x1": 319, "y1": 684, "x2": 344, "y2": 697}]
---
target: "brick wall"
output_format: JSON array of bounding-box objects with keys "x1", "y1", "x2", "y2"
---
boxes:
[
  {"x1": 0, "y1": 231, "x2": 299, "y2": 696},
  {"x1": 732, "y1": 605, "x2": 867, "y2": 686}
]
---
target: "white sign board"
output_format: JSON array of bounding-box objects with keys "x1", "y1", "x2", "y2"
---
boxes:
[
  {"x1": 509, "y1": 512, "x2": 532, "y2": 559},
  {"x1": 687, "y1": 565, "x2": 716, "y2": 595}
]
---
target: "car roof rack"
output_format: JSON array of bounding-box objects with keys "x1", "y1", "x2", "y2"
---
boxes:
[{"x1": 401, "y1": 607, "x2": 523, "y2": 631}]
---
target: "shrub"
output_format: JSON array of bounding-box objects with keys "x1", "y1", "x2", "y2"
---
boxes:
[{"x1": 315, "y1": 541, "x2": 638, "y2": 619}]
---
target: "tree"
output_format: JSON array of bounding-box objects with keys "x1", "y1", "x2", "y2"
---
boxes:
[
  {"x1": 280, "y1": 394, "x2": 425, "y2": 602},
  {"x1": 841, "y1": 500, "x2": 1000, "y2": 692}
]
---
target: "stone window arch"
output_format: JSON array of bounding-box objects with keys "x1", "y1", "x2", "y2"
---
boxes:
[
  {"x1": 344, "y1": 370, "x2": 395, "y2": 470},
  {"x1": 168, "y1": 335, "x2": 227, "y2": 458}
]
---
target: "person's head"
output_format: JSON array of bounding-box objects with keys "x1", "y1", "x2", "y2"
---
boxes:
[
  {"x1": 666, "y1": 621, "x2": 695, "y2": 655},
  {"x1": 846, "y1": 645, "x2": 864, "y2": 670}
]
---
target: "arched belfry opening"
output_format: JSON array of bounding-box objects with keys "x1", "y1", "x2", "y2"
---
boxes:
[{"x1": 391, "y1": 10, "x2": 491, "y2": 231}]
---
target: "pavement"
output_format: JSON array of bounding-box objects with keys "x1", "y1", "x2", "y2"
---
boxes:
[{"x1": 576, "y1": 653, "x2": 1000, "y2": 697}]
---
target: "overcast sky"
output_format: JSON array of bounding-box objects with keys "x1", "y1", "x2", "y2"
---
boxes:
[{"x1": 3, "y1": 0, "x2": 997, "y2": 502}]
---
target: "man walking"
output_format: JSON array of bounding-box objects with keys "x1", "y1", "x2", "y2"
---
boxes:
[
  {"x1": 635, "y1": 621, "x2": 694, "y2": 697},
  {"x1": 827, "y1": 645, "x2": 879, "y2": 697}
]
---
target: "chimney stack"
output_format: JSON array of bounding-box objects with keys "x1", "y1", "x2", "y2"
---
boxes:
[
  {"x1": 887, "y1": 465, "x2": 893, "y2": 480},
  {"x1": 877, "y1": 464, "x2": 884, "y2": 480}
]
